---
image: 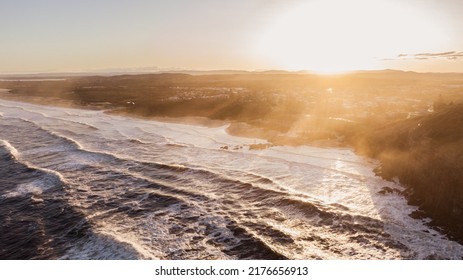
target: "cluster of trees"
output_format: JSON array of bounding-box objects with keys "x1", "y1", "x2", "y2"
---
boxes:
[
  {"x1": 1, "y1": 72, "x2": 463, "y2": 241},
  {"x1": 354, "y1": 103, "x2": 463, "y2": 242}
]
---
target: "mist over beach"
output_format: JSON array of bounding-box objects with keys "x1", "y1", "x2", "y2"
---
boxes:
[{"x1": 1, "y1": 0, "x2": 463, "y2": 263}]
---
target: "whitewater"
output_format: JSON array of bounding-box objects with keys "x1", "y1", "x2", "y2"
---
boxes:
[{"x1": 0, "y1": 98, "x2": 462, "y2": 259}]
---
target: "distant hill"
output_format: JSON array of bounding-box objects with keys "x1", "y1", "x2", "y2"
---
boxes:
[
  {"x1": 0, "y1": 68, "x2": 297, "y2": 78},
  {"x1": 4, "y1": 68, "x2": 463, "y2": 79}
]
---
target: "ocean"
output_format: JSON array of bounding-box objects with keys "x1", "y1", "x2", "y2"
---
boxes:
[{"x1": 0, "y1": 99, "x2": 462, "y2": 259}]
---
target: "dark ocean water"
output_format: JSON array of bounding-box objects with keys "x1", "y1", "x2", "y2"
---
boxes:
[{"x1": 0, "y1": 99, "x2": 462, "y2": 259}]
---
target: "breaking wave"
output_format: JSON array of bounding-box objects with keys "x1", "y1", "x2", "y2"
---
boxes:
[{"x1": 1, "y1": 99, "x2": 463, "y2": 260}]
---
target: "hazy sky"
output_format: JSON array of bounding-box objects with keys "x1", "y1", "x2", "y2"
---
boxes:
[{"x1": 1, "y1": 0, "x2": 463, "y2": 73}]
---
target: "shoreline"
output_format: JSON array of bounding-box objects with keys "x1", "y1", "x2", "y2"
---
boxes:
[
  {"x1": 0, "y1": 89, "x2": 85, "y2": 110},
  {"x1": 0, "y1": 89, "x2": 346, "y2": 148},
  {"x1": 1, "y1": 92, "x2": 462, "y2": 245},
  {"x1": 3, "y1": 96, "x2": 463, "y2": 259}
]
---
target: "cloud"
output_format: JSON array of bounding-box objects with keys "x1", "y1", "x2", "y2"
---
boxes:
[
  {"x1": 415, "y1": 51, "x2": 457, "y2": 57},
  {"x1": 382, "y1": 51, "x2": 463, "y2": 61}
]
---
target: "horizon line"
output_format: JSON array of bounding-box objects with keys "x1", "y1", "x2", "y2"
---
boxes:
[{"x1": 2, "y1": 67, "x2": 463, "y2": 77}]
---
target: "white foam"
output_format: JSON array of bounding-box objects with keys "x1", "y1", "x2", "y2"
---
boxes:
[
  {"x1": 1, "y1": 97, "x2": 463, "y2": 259},
  {"x1": 3, "y1": 183, "x2": 43, "y2": 198},
  {"x1": 60, "y1": 231, "x2": 155, "y2": 260},
  {"x1": 2, "y1": 164, "x2": 65, "y2": 199},
  {"x1": 0, "y1": 139, "x2": 19, "y2": 158}
]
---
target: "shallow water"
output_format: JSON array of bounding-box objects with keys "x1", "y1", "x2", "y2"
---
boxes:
[{"x1": 0, "y1": 99, "x2": 462, "y2": 259}]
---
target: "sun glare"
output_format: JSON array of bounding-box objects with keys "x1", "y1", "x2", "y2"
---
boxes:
[{"x1": 256, "y1": 0, "x2": 450, "y2": 74}]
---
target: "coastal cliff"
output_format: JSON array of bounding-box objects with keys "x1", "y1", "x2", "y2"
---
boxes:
[{"x1": 356, "y1": 103, "x2": 463, "y2": 242}]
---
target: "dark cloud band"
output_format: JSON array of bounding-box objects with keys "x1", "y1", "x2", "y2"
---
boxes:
[{"x1": 391, "y1": 51, "x2": 463, "y2": 60}]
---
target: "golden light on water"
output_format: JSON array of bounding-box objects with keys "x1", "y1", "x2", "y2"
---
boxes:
[{"x1": 256, "y1": 0, "x2": 451, "y2": 74}]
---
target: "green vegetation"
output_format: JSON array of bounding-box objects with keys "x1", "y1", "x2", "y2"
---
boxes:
[
  {"x1": 1, "y1": 70, "x2": 463, "y2": 241},
  {"x1": 354, "y1": 102, "x2": 463, "y2": 242}
]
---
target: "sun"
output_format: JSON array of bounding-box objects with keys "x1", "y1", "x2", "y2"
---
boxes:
[{"x1": 255, "y1": 0, "x2": 450, "y2": 74}]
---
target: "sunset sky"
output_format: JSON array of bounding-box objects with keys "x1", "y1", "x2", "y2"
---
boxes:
[{"x1": 1, "y1": 0, "x2": 463, "y2": 74}]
